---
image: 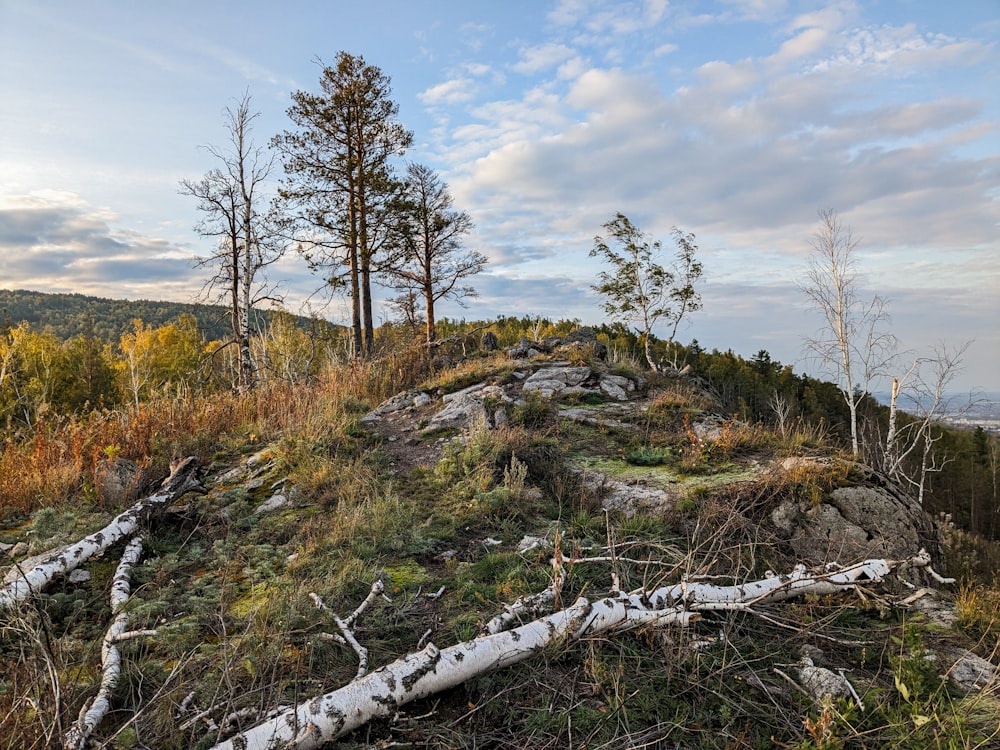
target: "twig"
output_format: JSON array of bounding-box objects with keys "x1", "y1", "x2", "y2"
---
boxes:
[
  {"x1": 837, "y1": 669, "x2": 865, "y2": 710},
  {"x1": 568, "y1": 555, "x2": 680, "y2": 568},
  {"x1": 426, "y1": 585, "x2": 446, "y2": 600},
  {"x1": 604, "y1": 509, "x2": 620, "y2": 594},
  {"x1": 345, "y1": 578, "x2": 390, "y2": 627},
  {"x1": 745, "y1": 607, "x2": 875, "y2": 647},
  {"x1": 773, "y1": 667, "x2": 810, "y2": 698},
  {"x1": 416, "y1": 629, "x2": 433, "y2": 649},
  {"x1": 310, "y1": 578, "x2": 388, "y2": 681}
]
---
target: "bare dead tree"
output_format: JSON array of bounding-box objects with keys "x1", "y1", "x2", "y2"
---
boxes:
[
  {"x1": 878, "y1": 341, "x2": 970, "y2": 507},
  {"x1": 180, "y1": 90, "x2": 284, "y2": 392},
  {"x1": 768, "y1": 388, "x2": 795, "y2": 438}
]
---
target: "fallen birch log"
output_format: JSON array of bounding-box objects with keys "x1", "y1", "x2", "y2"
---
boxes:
[
  {"x1": 1, "y1": 457, "x2": 202, "y2": 608},
  {"x1": 64, "y1": 536, "x2": 147, "y2": 750},
  {"x1": 210, "y1": 551, "x2": 944, "y2": 750}
]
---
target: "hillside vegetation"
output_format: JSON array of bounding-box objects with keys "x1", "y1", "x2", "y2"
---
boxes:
[
  {"x1": 1, "y1": 315, "x2": 998, "y2": 749},
  {"x1": 0, "y1": 288, "x2": 335, "y2": 344}
]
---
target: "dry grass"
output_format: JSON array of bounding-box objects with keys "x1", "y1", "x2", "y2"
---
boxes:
[
  {"x1": 4, "y1": 337, "x2": 1000, "y2": 750},
  {"x1": 647, "y1": 380, "x2": 716, "y2": 414},
  {"x1": 0, "y1": 355, "x2": 423, "y2": 518}
]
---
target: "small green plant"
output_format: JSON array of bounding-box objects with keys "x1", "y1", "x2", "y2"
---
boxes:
[
  {"x1": 564, "y1": 389, "x2": 605, "y2": 406},
  {"x1": 510, "y1": 391, "x2": 553, "y2": 427},
  {"x1": 623, "y1": 444, "x2": 672, "y2": 466}
]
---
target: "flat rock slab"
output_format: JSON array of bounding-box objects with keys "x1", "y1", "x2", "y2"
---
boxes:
[
  {"x1": 577, "y1": 469, "x2": 679, "y2": 517},
  {"x1": 559, "y1": 407, "x2": 637, "y2": 432},
  {"x1": 523, "y1": 366, "x2": 592, "y2": 397}
]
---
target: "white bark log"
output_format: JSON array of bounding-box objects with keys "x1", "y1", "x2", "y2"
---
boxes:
[
  {"x1": 1, "y1": 457, "x2": 202, "y2": 608},
  {"x1": 210, "y1": 552, "x2": 938, "y2": 750},
  {"x1": 64, "y1": 536, "x2": 145, "y2": 750}
]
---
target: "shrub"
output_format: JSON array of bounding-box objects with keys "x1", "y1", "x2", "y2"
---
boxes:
[{"x1": 624, "y1": 445, "x2": 672, "y2": 466}]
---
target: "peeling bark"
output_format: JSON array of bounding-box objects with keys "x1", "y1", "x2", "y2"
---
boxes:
[
  {"x1": 1, "y1": 457, "x2": 202, "y2": 608},
  {"x1": 210, "y1": 552, "x2": 943, "y2": 750},
  {"x1": 64, "y1": 536, "x2": 146, "y2": 750}
]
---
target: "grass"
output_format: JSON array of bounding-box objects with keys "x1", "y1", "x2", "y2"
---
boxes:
[{"x1": 2, "y1": 343, "x2": 1000, "y2": 750}]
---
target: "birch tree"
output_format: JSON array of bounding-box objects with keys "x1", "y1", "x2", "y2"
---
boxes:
[
  {"x1": 879, "y1": 341, "x2": 970, "y2": 507},
  {"x1": 180, "y1": 91, "x2": 283, "y2": 392},
  {"x1": 209, "y1": 550, "x2": 947, "y2": 750},
  {"x1": 590, "y1": 213, "x2": 702, "y2": 372},
  {"x1": 0, "y1": 457, "x2": 202, "y2": 608},
  {"x1": 801, "y1": 209, "x2": 896, "y2": 456}
]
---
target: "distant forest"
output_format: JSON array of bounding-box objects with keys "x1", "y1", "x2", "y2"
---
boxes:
[{"x1": 0, "y1": 289, "x2": 333, "y2": 343}]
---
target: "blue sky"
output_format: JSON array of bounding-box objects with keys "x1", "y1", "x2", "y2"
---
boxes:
[{"x1": 1, "y1": 0, "x2": 998, "y2": 391}]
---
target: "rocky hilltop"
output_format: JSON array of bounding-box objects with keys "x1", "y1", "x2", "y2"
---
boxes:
[{"x1": 1, "y1": 330, "x2": 997, "y2": 749}]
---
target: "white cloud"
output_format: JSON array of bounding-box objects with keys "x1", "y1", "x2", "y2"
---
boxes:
[
  {"x1": 644, "y1": 0, "x2": 669, "y2": 25},
  {"x1": 419, "y1": 77, "x2": 477, "y2": 105},
  {"x1": 439, "y1": 13, "x2": 999, "y2": 295},
  {"x1": 192, "y1": 39, "x2": 289, "y2": 89},
  {"x1": 464, "y1": 62, "x2": 493, "y2": 77},
  {"x1": 787, "y1": 1, "x2": 857, "y2": 33},
  {"x1": 512, "y1": 43, "x2": 577, "y2": 74},
  {"x1": 814, "y1": 24, "x2": 991, "y2": 73},
  {"x1": 0, "y1": 191, "x2": 198, "y2": 299},
  {"x1": 548, "y1": 0, "x2": 593, "y2": 27},
  {"x1": 772, "y1": 26, "x2": 831, "y2": 63}
]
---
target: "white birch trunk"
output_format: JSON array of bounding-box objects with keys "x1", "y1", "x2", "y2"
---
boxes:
[
  {"x1": 1, "y1": 457, "x2": 201, "y2": 608},
  {"x1": 64, "y1": 536, "x2": 145, "y2": 750},
  {"x1": 210, "y1": 553, "x2": 933, "y2": 750}
]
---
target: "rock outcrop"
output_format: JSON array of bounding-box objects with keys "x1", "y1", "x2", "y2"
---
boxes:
[{"x1": 770, "y1": 462, "x2": 940, "y2": 566}]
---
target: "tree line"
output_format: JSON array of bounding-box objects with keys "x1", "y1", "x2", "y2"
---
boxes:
[
  {"x1": 0, "y1": 289, "x2": 255, "y2": 343},
  {"x1": 0, "y1": 311, "x2": 335, "y2": 431}
]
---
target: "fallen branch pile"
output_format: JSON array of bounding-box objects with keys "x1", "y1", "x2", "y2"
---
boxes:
[{"x1": 211, "y1": 549, "x2": 949, "y2": 750}]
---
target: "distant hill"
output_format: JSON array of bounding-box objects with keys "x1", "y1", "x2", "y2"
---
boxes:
[{"x1": 0, "y1": 288, "x2": 335, "y2": 343}]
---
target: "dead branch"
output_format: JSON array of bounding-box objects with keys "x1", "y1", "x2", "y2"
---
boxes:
[
  {"x1": 63, "y1": 536, "x2": 147, "y2": 750},
  {"x1": 209, "y1": 551, "x2": 939, "y2": 750},
  {"x1": 1, "y1": 457, "x2": 202, "y2": 608},
  {"x1": 309, "y1": 578, "x2": 388, "y2": 681}
]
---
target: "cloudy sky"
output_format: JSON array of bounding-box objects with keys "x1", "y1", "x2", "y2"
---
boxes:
[{"x1": 1, "y1": 0, "x2": 997, "y2": 391}]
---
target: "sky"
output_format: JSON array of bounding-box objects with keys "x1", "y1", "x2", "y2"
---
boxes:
[{"x1": 1, "y1": 0, "x2": 998, "y2": 393}]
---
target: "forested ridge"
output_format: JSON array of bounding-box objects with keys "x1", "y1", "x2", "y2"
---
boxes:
[{"x1": 0, "y1": 288, "x2": 333, "y2": 343}]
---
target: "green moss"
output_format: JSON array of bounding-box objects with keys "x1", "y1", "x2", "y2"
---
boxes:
[{"x1": 383, "y1": 560, "x2": 431, "y2": 592}]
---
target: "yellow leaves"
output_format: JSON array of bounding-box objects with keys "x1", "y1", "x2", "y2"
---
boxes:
[
  {"x1": 894, "y1": 674, "x2": 911, "y2": 702},
  {"x1": 118, "y1": 316, "x2": 203, "y2": 402}
]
